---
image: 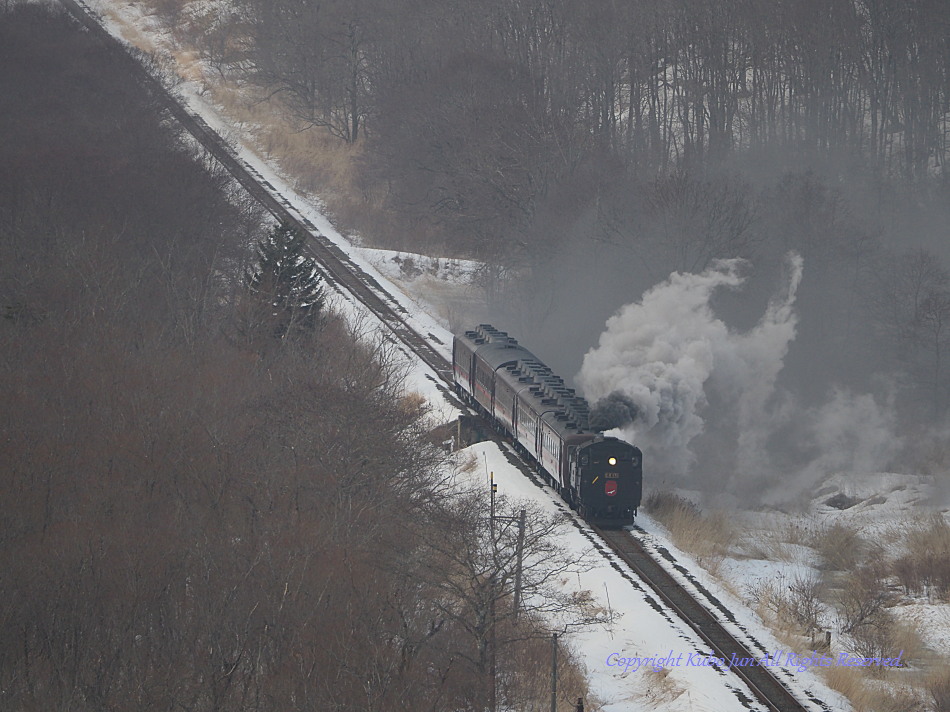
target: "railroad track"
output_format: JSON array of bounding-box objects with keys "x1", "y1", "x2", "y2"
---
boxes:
[
  {"x1": 57, "y1": 0, "x2": 453, "y2": 389},
  {"x1": 594, "y1": 526, "x2": 829, "y2": 712},
  {"x1": 56, "y1": 3, "x2": 827, "y2": 710}
]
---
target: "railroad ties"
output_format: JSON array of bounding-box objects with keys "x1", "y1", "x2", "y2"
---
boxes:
[
  {"x1": 595, "y1": 526, "x2": 826, "y2": 712},
  {"x1": 56, "y1": 3, "x2": 828, "y2": 709}
]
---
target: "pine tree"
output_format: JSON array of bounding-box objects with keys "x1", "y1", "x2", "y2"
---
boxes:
[{"x1": 245, "y1": 221, "x2": 325, "y2": 339}]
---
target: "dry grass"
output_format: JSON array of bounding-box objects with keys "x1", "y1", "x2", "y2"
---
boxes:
[
  {"x1": 743, "y1": 571, "x2": 828, "y2": 638},
  {"x1": 111, "y1": 0, "x2": 399, "y2": 251},
  {"x1": 926, "y1": 665, "x2": 950, "y2": 712},
  {"x1": 846, "y1": 612, "x2": 925, "y2": 676},
  {"x1": 822, "y1": 665, "x2": 927, "y2": 712},
  {"x1": 637, "y1": 666, "x2": 686, "y2": 708},
  {"x1": 644, "y1": 491, "x2": 736, "y2": 573},
  {"x1": 810, "y1": 521, "x2": 865, "y2": 571},
  {"x1": 738, "y1": 515, "x2": 826, "y2": 562},
  {"x1": 889, "y1": 618, "x2": 926, "y2": 668},
  {"x1": 200, "y1": 76, "x2": 422, "y2": 252},
  {"x1": 205, "y1": 80, "x2": 362, "y2": 200},
  {"x1": 892, "y1": 515, "x2": 950, "y2": 601},
  {"x1": 744, "y1": 578, "x2": 800, "y2": 641},
  {"x1": 455, "y1": 450, "x2": 479, "y2": 474}
]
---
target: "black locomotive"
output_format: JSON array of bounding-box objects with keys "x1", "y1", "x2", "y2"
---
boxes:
[{"x1": 453, "y1": 325, "x2": 642, "y2": 527}]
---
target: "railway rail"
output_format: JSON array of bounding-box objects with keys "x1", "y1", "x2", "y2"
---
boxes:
[
  {"x1": 58, "y1": 0, "x2": 453, "y2": 389},
  {"x1": 55, "y1": 3, "x2": 826, "y2": 710},
  {"x1": 594, "y1": 527, "x2": 828, "y2": 712}
]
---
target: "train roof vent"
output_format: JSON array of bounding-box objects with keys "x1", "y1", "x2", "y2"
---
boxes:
[{"x1": 477, "y1": 324, "x2": 514, "y2": 344}]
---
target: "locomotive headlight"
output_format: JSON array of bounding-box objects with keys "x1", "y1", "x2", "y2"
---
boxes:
[{"x1": 608, "y1": 457, "x2": 617, "y2": 466}]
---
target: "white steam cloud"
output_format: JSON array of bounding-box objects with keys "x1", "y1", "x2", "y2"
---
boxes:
[
  {"x1": 578, "y1": 253, "x2": 902, "y2": 492},
  {"x1": 577, "y1": 254, "x2": 804, "y2": 478}
]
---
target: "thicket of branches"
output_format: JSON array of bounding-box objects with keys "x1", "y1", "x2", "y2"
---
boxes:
[
  {"x1": 155, "y1": 0, "x2": 950, "y2": 417},
  {"x1": 227, "y1": 0, "x2": 950, "y2": 256},
  {"x1": 0, "y1": 7, "x2": 592, "y2": 711}
]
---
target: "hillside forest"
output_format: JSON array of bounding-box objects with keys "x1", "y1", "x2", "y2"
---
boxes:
[
  {"x1": 0, "y1": 5, "x2": 593, "y2": 710},
  {"x1": 163, "y1": 0, "x2": 950, "y2": 475}
]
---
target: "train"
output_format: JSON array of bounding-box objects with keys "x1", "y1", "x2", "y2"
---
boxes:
[{"x1": 452, "y1": 324, "x2": 642, "y2": 527}]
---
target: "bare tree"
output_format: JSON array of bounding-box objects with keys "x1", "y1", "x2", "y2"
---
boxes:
[
  {"x1": 415, "y1": 491, "x2": 610, "y2": 709},
  {"x1": 870, "y1": 248, "x2": 950, "y2": 413},
  {"x1": 241, "y1": 0, "x2": 374, "y2": 142}
]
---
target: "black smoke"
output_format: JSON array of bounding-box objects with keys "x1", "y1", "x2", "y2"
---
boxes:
[{"x1": 589, "y1": 391, "x2": 639, "y2": 432}]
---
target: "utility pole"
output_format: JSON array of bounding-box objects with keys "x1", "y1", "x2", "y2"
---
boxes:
[
  {"x1": 551, "y1": 632, "x2": 558, "y2": 712},
  {"x1": 490, "y1": 587, "x2": 496, "y2": 712},
  {"x1": 490, "y1": 472, "x2": 496, "y2": 534},
  {"x1": 487, "y1": 480, "x2": 527, "y2": 712},
  {"x1": 489, "y1": 471, "x2": 497, "y2": 712},
  {"x1": 513, "y1": 508, "x2": 526, "y2": 616}
]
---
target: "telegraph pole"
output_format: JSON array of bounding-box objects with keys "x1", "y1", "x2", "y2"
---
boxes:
[
  {"x1": 551, "y1": 632, "x2": 558, "y2": 712},
  {"x1": 487, "y1": 478, "x2": 527, "y2": 712},
  {"x1": 489, "y1": 472, "x2": 497, "y2": 712},
  {"x1": 490, "y1": 472, "x2": 496, "y2": 534},
  {"x1": 513, "y1": 508, "x2": 526, "y2": 616}
]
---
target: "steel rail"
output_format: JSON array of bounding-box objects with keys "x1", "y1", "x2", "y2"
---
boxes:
[
  {"x1": 54, "y1": 4, "x2": 827, "y2": 709},
  {"x1": 594, "y1": 526, "x2": 822, "y2": 712},
  {"x1": 57, "y1": 0, "x2": 453, "y2": 388}
]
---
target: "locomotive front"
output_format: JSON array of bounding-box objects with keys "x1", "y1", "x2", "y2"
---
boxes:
[{"x1": 572, "y1": 437, "x2": 642, "y2": 527}]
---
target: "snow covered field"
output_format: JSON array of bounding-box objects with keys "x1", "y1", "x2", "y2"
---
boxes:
[{"x1": 73, "y1": 2, "x2": 950, "y2": 708}]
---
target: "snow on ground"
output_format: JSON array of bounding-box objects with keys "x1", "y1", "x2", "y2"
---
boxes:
[
  {"x1": 359, "y1": 247, "x2": 484, "y2": 332},
  {"x1": 83, "y1": 0, "x2": 469, "y2": 424},
  {"x1": 456, "y1": 442, "x2": 850, "y2": 712},
  {"x1": 73, "y1": 4, "x2": 950, "y2": 708}
]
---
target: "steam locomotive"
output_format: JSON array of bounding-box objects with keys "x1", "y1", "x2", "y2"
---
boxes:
[{"x1": 453, "y1": 325, "x2": 642, "y2": 527}]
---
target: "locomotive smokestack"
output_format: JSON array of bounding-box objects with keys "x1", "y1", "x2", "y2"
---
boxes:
[{"x1": 589, "y1": 391, "x2": 639, "y2": 432}]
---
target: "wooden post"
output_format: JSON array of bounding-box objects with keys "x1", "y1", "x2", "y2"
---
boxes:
[{"x1": 513, "y1": 509, "x2": 526, "y2": 617}]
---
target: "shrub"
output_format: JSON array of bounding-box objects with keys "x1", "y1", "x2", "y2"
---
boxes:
[
  {"x1": 927, "y1": 666, "x2": 950, "y2": 712},
  {"x1": 786, "y1": 572, "x2": 827, "y2": 631},
  {"x1": 811, "y1": 522, "x2": 864, "y2": 571},
  {"x1": 836, "y1": 563, "x2": 895, "y2": 634},
  {"x1": 893, "y1": 516, "x2": 950, "y2": 601},
  {"x1": 643, "y1": 491, "x2": 735, "y2": 569}
]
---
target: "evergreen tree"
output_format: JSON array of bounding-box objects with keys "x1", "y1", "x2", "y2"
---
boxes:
[{"x1": 245, "y1": 221, "x2": 325, "y2": 339}]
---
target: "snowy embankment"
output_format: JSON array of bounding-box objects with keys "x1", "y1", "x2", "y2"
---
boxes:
[
  {"x1": 84, "y1": 0, "x2": 462, "y2": 421},
  {"x1": 457, "y1": 442, "x2": 853, "y2": 711},
  {"x1": 77, "y1": 2, "x2": 950, "y2": 708}
]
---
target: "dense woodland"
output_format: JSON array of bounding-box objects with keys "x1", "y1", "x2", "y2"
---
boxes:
[
  {"x1": 0, "y1": 6, "x2": 592, "y2": 710},
  {"x1": 226, "y1": 0, "x2": 950, "y2": 250},
  {"x1": 180, "y1": 0, "x2": 950, "y2": 438},
  {"x1": 1, "y1": 1, "x2": 948, "y2": 708}
]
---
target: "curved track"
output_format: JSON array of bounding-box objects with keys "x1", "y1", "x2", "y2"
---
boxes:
[{"x1": 55, "y1": 3, "x2": 827, "y2": 710}]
